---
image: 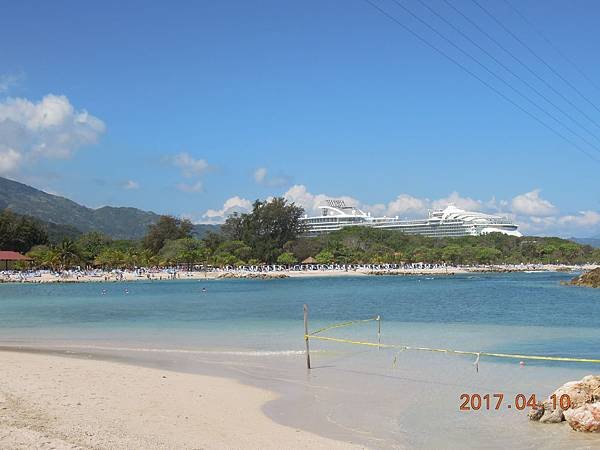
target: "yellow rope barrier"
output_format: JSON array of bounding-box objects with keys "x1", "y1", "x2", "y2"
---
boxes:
[
  {"x1": 309, "y1": 317, "x2": 379, "y2": 336},
  {"x1": 304, "y1": 322, "x2": 600, "y2": 364}
]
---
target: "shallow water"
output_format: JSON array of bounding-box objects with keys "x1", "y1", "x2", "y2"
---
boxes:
[{"x1": 0, "y1": 272, "x2": 599, "y2": 448}]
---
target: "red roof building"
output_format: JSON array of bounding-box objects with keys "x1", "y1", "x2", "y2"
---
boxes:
[{"x1": 0, "y1": 251, "x2": 32, "y2": 269}]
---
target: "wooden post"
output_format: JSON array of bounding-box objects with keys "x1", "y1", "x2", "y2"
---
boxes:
[
  {"x1": 377, "y1": 315, "x2": 381, "y2": 349},
  {"x1": 304, "y1": 304, "x2": 311, "y2": 369}
]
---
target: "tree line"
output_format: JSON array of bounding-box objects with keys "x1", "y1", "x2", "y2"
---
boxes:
[{"x1": 2, "y1": 199, "x2": 599, "y2": 270}]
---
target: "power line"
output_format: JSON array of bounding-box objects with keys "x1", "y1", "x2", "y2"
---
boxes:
[
  {"x1": 360, "y1": 0, "x2": 599, "y2": 162},
  {"x1": 386, "y1": 0, "x2": 600, "y2": 155},
  {"x1": 503, "y1": 0, "x2": 600, "y2": 94},
  {"x1": 413, "y1": 0, "x2": 600, "y2": 144},
  {"x1": 471, "y1": 0, "x2": 600, "y2": 116},
  {"x1": 442, "y1": 0, "x2": 600, "y2": 134}
]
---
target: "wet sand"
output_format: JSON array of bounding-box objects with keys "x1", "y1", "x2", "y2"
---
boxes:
[{"x1": 0, "y1": 350, "x2": 362, "y2": 449}]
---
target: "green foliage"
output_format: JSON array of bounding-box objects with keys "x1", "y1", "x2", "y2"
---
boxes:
[
  {"x1": 276, "y1": 252, "x2": 297, "y2": 265},
  {"x1": 143, "y1": 215, "x2": 193, "y2": 254},
  {"x1": 56, "y1": 239, "x2": 82, "y2": 268},
  {"x1": 315, "y1": 250, "x2": 335, "y2": 264},
  {"x1": 283, "y1": 238, "x2": 323, "y2": 262},
  {"x1": 77, "y1": 232, "x2": 112, "y2": 262},
  {"x1": 0, "y1": 209, "x2": 48, "y2": 253},
  {"x1": 27, "y1": 245, "x2": 59, "y2": 269},
  {"x1": 221, "y1": 198, "x2": 305, "y2": 263},
  {"x1": 212, "y1": 252, "x2": 242, "y2": 267},
  {"x1": 293, "y1": 227, "x2": 600, "y2": 265},
  {"x1": 158, "y1": 237, "x2": 208, "y2": 268}
]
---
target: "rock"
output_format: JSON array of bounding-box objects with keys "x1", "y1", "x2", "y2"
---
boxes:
[
  {"x1": 564, "y1": 402, "x2": 600, "y2": 432},
  {"x1": 568, "y1": 267, "x2": 600, "y2": 288},
  {"x1": 553, "y1": 380, "x2": 593, "y2": 409},
  {"x1": 530, "y1": 375, "x2": 600, "y2": 431},
  {"x1": 528, "y1": 403, "x2": 544, "y2": 421},
  {"x1": 216, "y1": 272, "x2": 288, "y2": 280},
  {"x1": 582, "y1": 375, "x2": 600, "y2": 400},
  {"x1": 539, "y1": 400, "x2": 564, "y2": 423}
]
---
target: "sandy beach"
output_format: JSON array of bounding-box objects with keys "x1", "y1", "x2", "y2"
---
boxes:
[
  {"x1": 1, "y1": 263, "x2": 597, "y2": 284},
  {"x1": 0, "y1": 350, "x2": 362, "y2": 450}
]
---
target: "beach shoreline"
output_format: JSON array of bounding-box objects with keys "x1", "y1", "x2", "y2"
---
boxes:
[
  {"x1": 0, "y1": 349, "x2": 362, "y2": 450},
  {"x1": 1, "y1": 263, "x2": 597, "y2": 284}
]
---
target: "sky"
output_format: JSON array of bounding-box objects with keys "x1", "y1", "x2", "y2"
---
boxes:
[{"x1": 1, "y1": 0, "x2": 600, "y2": 237}]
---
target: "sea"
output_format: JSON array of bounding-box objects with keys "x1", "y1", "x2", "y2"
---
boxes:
[{"x1": 0, "y1": 272, "x2": 599, "y2": 449}]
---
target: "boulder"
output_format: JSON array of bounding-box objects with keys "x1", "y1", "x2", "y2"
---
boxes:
[
  {"x1": 564, "y1": 402, "x2": 600, "y2": 432},
  {"x1": 527, "y1": 404, "x2": 544, "y2": 421},
  {"x1": 529, "y1": 375, "x2": 600, "y2": 427},
  {"x1": 538, "y1": 401, "x2": 564, "y2": 423},
  {"x1": 568, "y1": 267, "x2": 600, "y2": 288},
  {"x1": 553, "y1": 380, "x2": 594, "y2": 409}
]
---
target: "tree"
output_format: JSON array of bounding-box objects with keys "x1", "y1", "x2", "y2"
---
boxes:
[
  {"x1": 143, "y1": 216, "x2": 193, "y2": 254},
  {"x1": 315, "y1": 250, "x2": 334, "y2": 264},
  {"x1": 474, "y1": 247, "x2": 502, "y2": 264},
  {"x1": 27, "y1": 245, "x2": 59, "y2": 269},
  {"x1": 94, "y1": 248, "x2": 121, "y2": 268},
  {"x1": 284, "y1": 238, "x2": 323, "y2": 262},
  {"x1": 221, "y1": 198, "x2": 305, "y2": 263},
  {"x1": 77, "y1": 232, "x2": 111, "y2": 266},
  {"x1": 158, "y1": 237, "x2": 206, "y2": 269},
  {"x1": 277, "y1": 252, "x2": 297, "y2": 265},
  {"x1": 56, "y1": 239, "x2": 81, "y2": 269},
  {"x1": 215, "y1": 240, "x2": 252, "y2": 261},
  {"x1": 0, "y1": 210, "x2": 48, "y2": 253},
  {"x1": 212, "y1": 252, "x2": 241, "y2": 267}
]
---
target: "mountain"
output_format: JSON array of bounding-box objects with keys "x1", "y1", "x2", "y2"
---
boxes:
[
  {"x1": 570, "y1": 237, "x2": 600, "y2": 248},
  {"x1": 0, "y1": 177, "x2": 219, "y2": 240}
]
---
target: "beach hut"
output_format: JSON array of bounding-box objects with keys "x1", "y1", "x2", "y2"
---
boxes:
[
  {"x1": 302, "y1": 257, "x2": 317, "y2": 265},
  {"x1": 0, "y1": 251, "x2": 32, "y2": 270}
]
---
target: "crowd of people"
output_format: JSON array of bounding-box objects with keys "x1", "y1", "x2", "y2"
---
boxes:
[{"x1": 1, "y1": 261, "x2": 594, "y2": 283}]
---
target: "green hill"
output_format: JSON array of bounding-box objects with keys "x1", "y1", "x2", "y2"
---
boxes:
[{"x1": 0, "y1": 177, "x2": 218, "y2": 240}]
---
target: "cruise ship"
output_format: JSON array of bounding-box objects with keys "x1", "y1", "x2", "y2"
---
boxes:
[{"x1": 300, "y1": 200, "x2": 521, "y2": 238}]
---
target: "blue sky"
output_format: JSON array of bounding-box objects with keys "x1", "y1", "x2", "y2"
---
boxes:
[{"x1": 1, "y1": 0, "x2": 600, "y2": 237}]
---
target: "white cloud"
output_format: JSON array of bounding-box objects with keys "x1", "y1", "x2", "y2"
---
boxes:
[
  {"x1": 177, "y1": 180, "x2": 204, "y2": 193},
  {"x1": 168, "y1": 152, "x2": 212, "y2": 193},
  {"x1": 172, "y1": 152, "x2": 209, "y2": 177},
  {"x1": 511, "y1": 189, "x2": 557, "y2": 217},
  {"x1": 123, "y1": 180, "x2": 140, "y2": 190},
  {"x1": 284, "y1": 184, "x2": 361, "y2": 216},
  {"x1": 253, "y1": 167, "x2": 268, "y2": 183},
  {"x1": 253, "y1": 166, "x2": 290, "y2": 187},
  {"x1": 0, "y1": 148, "x2": 22, "y2": 173},
  {"x1": 558, "y1": 210, "x2": 600, "y2": 227},
  {"x1": 431, "y1": 191, "x2": 482, "y2": 211},
  {"x1": 202, "y1": 196, "x2": 253, "y2": 223},
  {"x1": 386, "y1": 194, "x2": 428, "y2": 217},
  {"x1": 0, "y1": 94, "x2": 105, "y2": 174}
]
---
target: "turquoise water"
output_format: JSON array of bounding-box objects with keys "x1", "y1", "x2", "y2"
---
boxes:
[{"x1": 0, "y1": 272, "x2": 599, "y2": 448}]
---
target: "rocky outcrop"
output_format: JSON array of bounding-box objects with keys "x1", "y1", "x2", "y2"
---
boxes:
[
  {"x1": 529, "y1": 375, "x2": 600, "y2": 432},
  {"x1": 216, "y1": 272, "x2": 288, "y2": 280},
  {"x1": 564, "y1": 402, "x2": 600, "y2": 432},
  {"x1": 568, "y1": 267, "x2": 600, "y2": 288}
]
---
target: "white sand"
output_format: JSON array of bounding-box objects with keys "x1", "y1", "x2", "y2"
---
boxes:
[
  {"x1": 3, "y1": 263, "x2": 596, "y2": 284},
  {"x1": 0, "y1": 350, "x2": 362, "y2": 449}
]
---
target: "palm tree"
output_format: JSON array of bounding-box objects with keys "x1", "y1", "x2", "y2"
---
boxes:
[{"x1": 56, "y1": 239, "x2": 81, "y2": 269}]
